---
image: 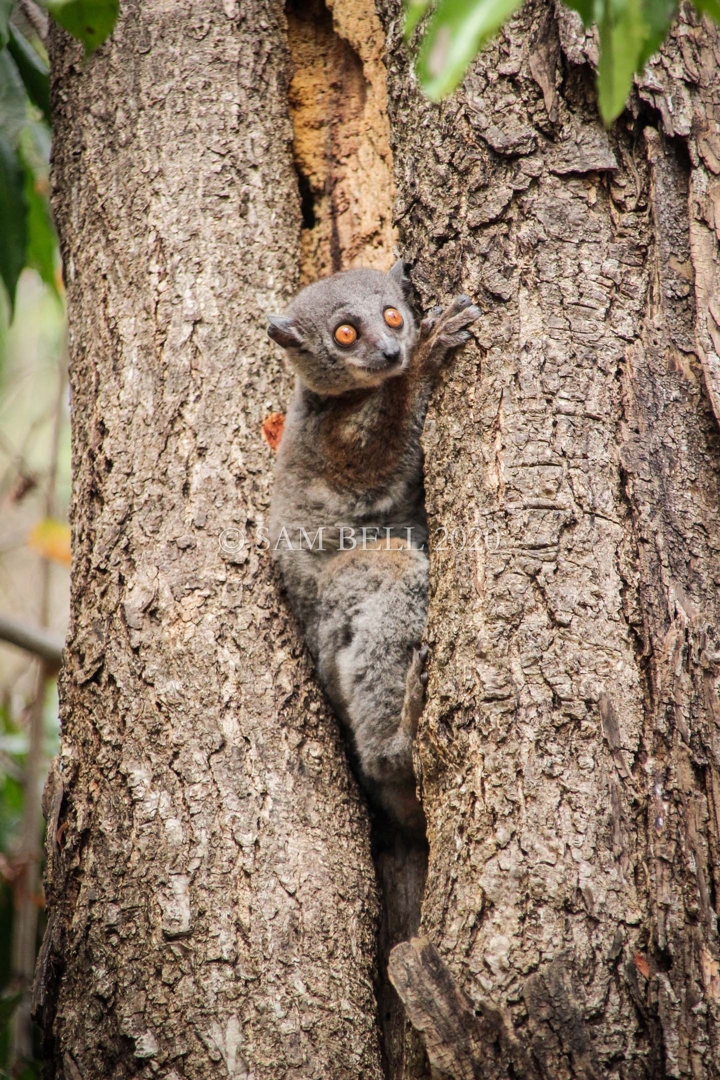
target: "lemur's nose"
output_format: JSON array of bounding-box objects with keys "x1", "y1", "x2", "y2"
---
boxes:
[{"x1": 382, "y1": 340, "x2": 401, "y2": 362}]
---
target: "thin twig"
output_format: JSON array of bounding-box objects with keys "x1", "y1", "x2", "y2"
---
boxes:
[
  {"x1": 0, "y1": 404, "x2": 54, "y2": 502},
  {"x1": 0, "y1": 615, "x2": 63, "y2": 669},
  {"x1": 18, "y1": 0, "x2": 48, "y2": 42}
]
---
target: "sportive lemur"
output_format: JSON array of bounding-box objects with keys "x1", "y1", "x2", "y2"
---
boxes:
[{"x1": 267, "y1": 262, "x2": 480, "y2": 832}]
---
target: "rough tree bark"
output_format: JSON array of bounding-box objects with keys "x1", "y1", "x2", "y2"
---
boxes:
[
  {"x1": 383, "y1": 1, "x2": 720, "y2": 1076},
  {"x1": 36, "y1": 0, "x2": 720, "y2": 1078},
  {"x1": 35, "y1": 3, "x2": 384, "y2": 1077}
]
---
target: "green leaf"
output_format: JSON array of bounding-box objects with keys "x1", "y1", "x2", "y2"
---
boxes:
[
  {"x1": 407, "y1": 0, "x2": 702, "y2": 125},
  {"x1": 0, "y1": 133, "x2": 28, "y2": 315},
  {"x1": 638, "y1": 0, "x2": 677, "y2": 66},
  {"x1": 592, "y1": 0, "x2": 677, "y2": 122},
  {"x1": 596, "y1": 0, "x2": 647, "y2": 124},
  {"x1": 7, "y1": 25, "x2": 51, "y2": 123},
  {"x1": 0, "y1": 48, "x2": 28, "y2": 146},
  {"x1": 417, "y1": 0, "x2": 525, "y2": 100},
  {"x1": 20, "y1": 151, "x2": 58, "y2": 295},
  {"x1": 405, "y1": 0, "x2": 433, "y2": 39},
  {"x1": 0, "y1": 0, "x2": 14, "y2": 48},
  {"x1": 693, "y1": 0, "x2": 720, "y2": 19},
  {"x1": 42, "y1": 0, "x2": 118, "y2": 54},
  {"x1": 24, "y1": 116, "x2": 51, "y2": 165},
  {"x1": 563, "y1": 0, "x2": 596, "y2": 25}
]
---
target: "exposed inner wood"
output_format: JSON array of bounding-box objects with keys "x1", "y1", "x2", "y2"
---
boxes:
[{"x1": 286, "y1": 0, "x2": 396, "y2": 283}]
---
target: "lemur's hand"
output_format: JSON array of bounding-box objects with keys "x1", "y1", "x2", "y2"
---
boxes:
[{"x1": 417, "y1": 294, "x2": 481, "y2": 371}]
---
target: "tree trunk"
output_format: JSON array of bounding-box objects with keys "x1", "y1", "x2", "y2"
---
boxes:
[
  {"x1": 35, "y1": 3, "x2": 384, "y2": 1077},
  {"x1": 381, "y1": 1, "x2": 720, "y2": 1076},
  {"x1": 37, "y1": 0, "x2": 720, "y2": 1077}
]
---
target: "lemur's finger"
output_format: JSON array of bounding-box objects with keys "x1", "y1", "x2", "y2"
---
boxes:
[
  {"x1": 434, "y1": 294, "x2": 474, "y2": 323},
  {"x1": 435, "y1": 330, "x2": 471, "y2": 349},
  {"x1": 420, "y1": 305, "x2": 444, "y2": 338},
  {"x1": 441, "y1": 304, "x2": 481, "y2": 333},
  {"x1": 434, "y1": 309, "x2": 481, "y2": 349}
]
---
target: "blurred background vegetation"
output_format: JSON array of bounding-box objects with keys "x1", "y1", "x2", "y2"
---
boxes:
[
  {"x1": 0, "y1": 272, "x2": 66, "y2": 1078},
  {"x1": 1, "y1": 3, "x2": 67, "y2": 1075}
]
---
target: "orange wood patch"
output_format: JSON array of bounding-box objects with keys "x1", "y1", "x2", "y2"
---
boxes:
[{"x1": 262, "y1": 412, "x2": 285, "y2": 452}]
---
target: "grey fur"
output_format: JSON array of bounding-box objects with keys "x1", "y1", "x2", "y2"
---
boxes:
[{"x1": 268, "y1": 263, "x2": 480, "y2": 830}]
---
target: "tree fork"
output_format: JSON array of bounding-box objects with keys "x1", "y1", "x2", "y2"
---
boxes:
[{"x1": 284, "y1": 1, "x2": 431, "y2": 1070}]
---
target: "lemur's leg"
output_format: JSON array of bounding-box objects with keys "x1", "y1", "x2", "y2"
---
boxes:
[
  {"x1": 400, "y1": 644, "x2": 428, "y2": 741},
  {"x1": 315, "y1": 543, "x2": 428, "y2": 830}
]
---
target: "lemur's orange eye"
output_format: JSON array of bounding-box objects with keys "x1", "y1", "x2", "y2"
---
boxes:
[
  {"x1": 384, "y1": 307, "x2": 403, "y2": 328},
  {"x1": 334, "y1": 324, "x2": 358, "y2": 346}
]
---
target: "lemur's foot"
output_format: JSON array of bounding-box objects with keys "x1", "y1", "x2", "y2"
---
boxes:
[
  {"x1": 419, "y1": 643, "x2": 429, "y2": 685},
  {"x1": 419, "y1": 294, "x2": 481, "y2": 369},
  {"x1": 401, "y1": 644, "x2": 429, "y2": 736}
]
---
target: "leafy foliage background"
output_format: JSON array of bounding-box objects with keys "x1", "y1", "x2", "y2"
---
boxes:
[{"x1": 0, "y1": 0, "x2": 81, "y2": 1072}]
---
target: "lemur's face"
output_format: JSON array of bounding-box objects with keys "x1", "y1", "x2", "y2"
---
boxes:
[{"x1": 267, "y1": 264, "x2": 418, "y2": 395}]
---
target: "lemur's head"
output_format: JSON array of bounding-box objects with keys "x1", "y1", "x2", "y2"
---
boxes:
[{"x1": 266, "y1": 262, "x2": 418, "y2": 395}]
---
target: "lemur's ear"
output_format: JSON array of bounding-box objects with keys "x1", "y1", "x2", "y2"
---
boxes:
[
  {"x1": 388, "y1": 259, "x2": 412, "y2": 298},
  {"x1": 267, "y1": 315, "x2": 302, "y2": 349}
]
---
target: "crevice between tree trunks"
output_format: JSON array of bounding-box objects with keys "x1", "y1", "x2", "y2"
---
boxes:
[{"x1": 283, "y1": 2, "x2": 431, "y2": 1075}]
